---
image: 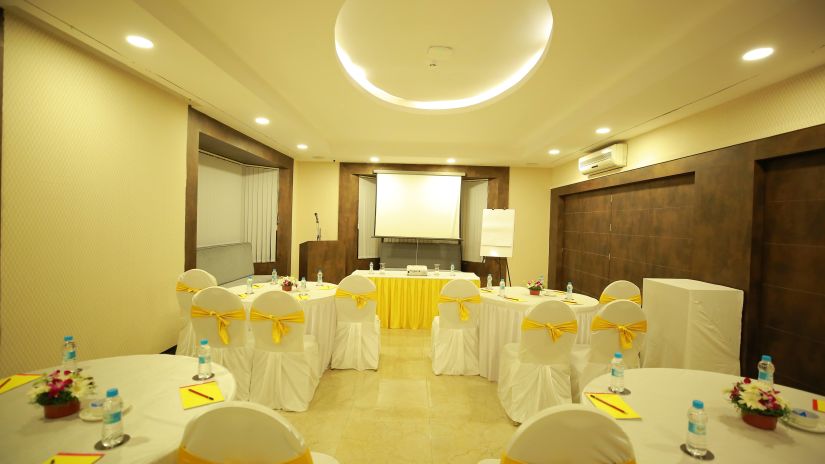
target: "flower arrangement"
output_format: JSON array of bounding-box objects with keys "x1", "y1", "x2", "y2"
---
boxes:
[
  {"x1": 526, "y1": 279, "x2": 544, "y2": 291},
  {"x1": 279, "y1": 276, "x2": 297, "y2": 290},
  {"x1": 727, "y1": 377, "x2": 789, "y2": 430},
  {"x1": 28, "y1": 369, "x2": 95, "y2": 406}
]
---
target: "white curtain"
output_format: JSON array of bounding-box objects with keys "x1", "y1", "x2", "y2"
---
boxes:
[
  {"x1": 242, "y1": 166, "x2": 279, "y2": 263},
  {"x1": 460, "y1": 180, "x2": 488, "y2": 263},
  {"x1": 358, "y1": 176, "x2": 380, "y2": 259}
]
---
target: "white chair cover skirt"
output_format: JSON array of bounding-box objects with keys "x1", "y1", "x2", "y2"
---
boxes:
[
  {"x1": 175, "y1": 269, "x2": 218, "y2": 357},
  {"x1": 331, "y1": 275, "x2": 380, "y2": 371},
  {"x1": 431, "y1": 279, "x2": 481, "y2": 375}
]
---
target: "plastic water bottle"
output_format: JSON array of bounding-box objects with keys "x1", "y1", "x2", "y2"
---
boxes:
[
  {"x1": 686, "y1": 400, "x2": 708, "y2": 457},
  {"x1": 757, "y1": 354, "x2": 775, "y2": 386},
  {"x1": 246, "y1": 275, "x2": 254, "y2": 294},
  {"x1": 499, "y1": 278, "x2": 506, "y2": 297},
  {"x1": 317, "y1": 269, "x2": 323, "y2": 284},
  {"x1": 300, "y1": 277, "x2": 307, "y2": 290},
  {"x1": 566, "y1": 281, "x2": 573, "y2": 299},
  {"x1": 369, "y1": 262, "x2": 374, "y2": 274},
  {"x1": 197, "y1": 339, "x2": 212, "y2": 380},
  {"x1": 486, "y1": 274, "x2": 493, "y2": 289},
  {"x1": 62, "y1": 336, "x2": 78, "y2": 372},
  {"x1": 271, "y1": 268, "x2": 278, "y2": 285},
  {"x1": 450, "y1": 263, "x2": 455, "y2": 275},
  {"x1": 102, "y1": 388, "x2": 124, "y2": 448},
  {"x1": 609, "y1": 352, "x2": 625, "y2": 393}
]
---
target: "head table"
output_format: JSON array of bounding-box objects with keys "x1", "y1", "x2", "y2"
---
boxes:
[
  {"x1": 0, "y1": 354, "x2": 236, "y2": 463},
  {"x1": 582, "y1": 368, "x2": 825, "y2": 462}
]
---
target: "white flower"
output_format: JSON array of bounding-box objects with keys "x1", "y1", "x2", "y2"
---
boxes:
[{"x1": 740, "y1": 389, "x2": 766, "y2": 410}]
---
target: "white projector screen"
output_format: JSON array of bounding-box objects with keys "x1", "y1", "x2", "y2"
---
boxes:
[{"x1": 374, "y1": 173, "x2": 462, "y2": 239}]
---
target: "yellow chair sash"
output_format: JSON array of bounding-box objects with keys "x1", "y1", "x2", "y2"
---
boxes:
[
  {"x1": 335, "y1": 289, "x2": 377, "y2": 309},
  {"x1": 501, "y1": 454, "x2": 635, "y2": 464},
  {"x1": 178, "y1": 445, "x2": 313, "y2": 464},
  {"x1": 599, "y1": 293, "x2": 642, "y2": 305},
  {"x1": 438, "y1": 294, "x2": 481, "y2": 321},
  {"x1": 521, "y1": 318, "x2": 578, "y2": 342},
  {"x1": 249, "y1": 309, "x2": 305, "y2": 344},
  {"x1": 591, "y1": 316, "x2": 647, "y2": 350},
  {"x1": 190, "y1": 305, "x2": 246, "y2": 345},
  {"x1": 176, "y1": 282, "x2": 201, "y2": 294}
]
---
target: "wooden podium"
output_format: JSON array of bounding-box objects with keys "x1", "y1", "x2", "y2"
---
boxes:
[{"x1": 299, "y1": 240, "x2": 346, "y2": 284}]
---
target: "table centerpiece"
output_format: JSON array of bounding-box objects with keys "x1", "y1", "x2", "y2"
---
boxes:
[
  {"x1": 727, "y1": 377, "x2": 790, "y2": 430},
  {"x1": 28, "y1": 369, "x2": 95, "y2": 419},
  {"x1": 279, "y1": 276, "x2": 296, "y2": 292},
  {"x1": 526, "y1": 278, "x2": 544, "y2": 296}
]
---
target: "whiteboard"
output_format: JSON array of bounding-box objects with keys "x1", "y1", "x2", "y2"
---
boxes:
[
  {"x1": 480, "y1": 209, "x2": 515, "y2": 257},
  {"x1": 374, "y1": 173, "x2": 462, "y2": 239}
]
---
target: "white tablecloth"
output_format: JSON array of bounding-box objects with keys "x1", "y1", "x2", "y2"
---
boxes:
[
  {"x1": 0, "y1": 354, "x2": 236, "y2": 463},
  {"x1": 478, "y1": 287, "x2": 599, "y2": 381},
  {"x1": 226, "y1": 281, "x2": 337, "y2": 370},
  {"x1": 582, "y1": 368, "x2": 825, "y2": 463}
]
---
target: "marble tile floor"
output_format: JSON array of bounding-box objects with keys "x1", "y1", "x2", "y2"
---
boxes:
[{"x1": 281, "y1": 329, "x2": 517, "y2": 464}]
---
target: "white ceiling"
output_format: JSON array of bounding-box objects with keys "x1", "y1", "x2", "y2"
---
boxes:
[{"x1": 4, "y1": 0, "x2": 825, "y2": 167}]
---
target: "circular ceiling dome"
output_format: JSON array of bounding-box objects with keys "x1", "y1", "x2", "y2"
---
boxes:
[{"x1": 334, "y1": 0, "x2": 553, "y2": 111}]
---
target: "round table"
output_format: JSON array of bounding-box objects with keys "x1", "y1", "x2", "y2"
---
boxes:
[
  {"x1": 582, "y1": 368, "x2": 825, "y2": 462},
  {"x1": 225, "y1": 281, "x2": 337, "y2": 370},
  {"x1": 478, "y1": 286, "x2": 599, "y2": 381},
  {"x1": 0, "y1": 354, "x2": 236, "y2": 463}
]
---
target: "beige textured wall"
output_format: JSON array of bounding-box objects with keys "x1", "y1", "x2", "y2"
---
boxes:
[
  {"x1": 508, "y1": 167, "x2": 554, "y2": 287},
  {"x1": 0, "y1": 15, "x2": 187, "y2": 375},
  {"x1": 290, "y1": 161, "x2": 340, "y2": 277}
]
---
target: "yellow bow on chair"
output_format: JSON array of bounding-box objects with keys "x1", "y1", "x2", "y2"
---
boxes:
[
  {"x1": 521, "y1": 318, "x2": 578, "y2": 342},
  {"x1": 335, "y1": 289, "x2": 377, "y2": 309},
  {"x1": 190, "y1": 305, "x2": 246, "y2": 345},
  {"x1": 249, "y1": 309, "x2": 305, "y2": 344},
  {"x1": 599, "y1": 293, "x2": 642, "y2": 305},
  {"x1": 176, "y1": 282, "x2": 201, "y2": 294},
  {"x1": 591, "y1": 316, "x2": 647, "y2": 350},
  {"x1": 178, "y1": 445, "x2": 314, "y2": 464},
  {"x1": 438, "y1": 294, "x2": 481, "y2": 321}
]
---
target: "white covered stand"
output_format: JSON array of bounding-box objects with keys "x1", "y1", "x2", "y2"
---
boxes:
[
  {"x1": 431, "y1": 279, "x2": 481, "y2": 375},
  {"x1": 331, "y1": 275, "x2": 380, "y2": 371},
  {"x1": 175, "y1": 269, "x2": 218, "y2": 357}
]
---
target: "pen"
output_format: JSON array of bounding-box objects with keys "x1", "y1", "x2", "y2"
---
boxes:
[
  {"x1": 589, "y1": 394, "x2": 626, "y2": 414},
  {"x1": 188, "y1": 388, "x2": 214, "y2": 401},
  {"x1": 0, "y1": 378, "x2": 10, "y2": 390}
]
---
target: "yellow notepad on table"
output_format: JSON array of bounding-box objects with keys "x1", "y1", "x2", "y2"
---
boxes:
[
  {"x1": 237, "y1": 293, "x2": 248, "y2": 299},
  {"x1": 41, "y1": 453, "x2": 104, "y2": 464},
  {"x1": 562, "y1": 299, "x2": 580, "y2": 305},
  {"x1": 179, "y1": 381, "x2": 224, "y2": 410},
  {"x1": 316, "y1": 285, "x2": 336, "y2": 290},
  {"x1": 296, "y1": 294, "x2": 310, "y2": 301},
  {"x1": 0, "y1": 373, "x2": 42, "y2": 394},
  {"x1": 480, "y1": 288, "x2": 493, "y2": 293},
  {"x1": 252, "y1": 284, "x2": 263, "y2": 289},
  {"x1": 586, "y1": 393, "x2": 641, "y2": 419},
  {"x1": 503, "y1": 296, "x2": 527, "y2": 302}
]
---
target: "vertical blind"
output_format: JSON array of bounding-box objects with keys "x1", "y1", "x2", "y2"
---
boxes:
[
  {"x1": 460, "y1": 180, "x2": 488, "y2": 263},
  {"x1": 242, "y1": 166, "x2": 279, "y2": 263},
  {"x1": 358, "y1": 176, "x2": 381, "y2": 259}
]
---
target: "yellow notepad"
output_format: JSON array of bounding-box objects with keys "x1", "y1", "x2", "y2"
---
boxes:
[
  {"x1": 41, "y1": 453, "x2": 104, "y2": 464},
  {"x1": 562, "y1": 299, "x2": 580, "y2": 305},
  {"x1": 586, "y1": 393, "x2": 641, "y2": 419},
  {"x1": 480, "y1": 288, "x2": 493, "y2": 293},
  {"x1": 0, "y1": 373, "x2": 43, "y2": 394},
  {"x1": 179, "y1": 381, "x2": 224, "y2": 409},
  {"x1": 296, "y1": 294, "x2": 310, "y2": 301},
  {"x1": 503, "y1": 296, "x2": 527, "y2": 302},
  {"x1": 252, "y1": 284, "x2": 263, "y2": 289},
  {"x1": 237, "y1": 293, "x2": 248, "y2": 299},
  {"x1": 316, "y1": 285, "x2": 336, "y2": 290}
]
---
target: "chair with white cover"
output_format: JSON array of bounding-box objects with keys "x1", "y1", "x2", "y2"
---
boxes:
[
  {"x1": 175, "y1": 269, "x2": 218, "y2": 357},
  {"x1": 571, "y1": 300, "x2": 647, "y2": 400},
  {"x1": 497, "y1": 301, "x2": 577, "y2": 424},
  {"x1": 599, "y1": 280, "x2": 642, "y2": 306},
  {"x1": 331, "y1": 275, "x2": 380, "y2": 371},
  {"x1": 178, "y1": 400, "x2": 339, "y2": 464},
  {"x1": 431, "y1": 279, "x2": 481, "y2": 375},
  {"x1": 248, "y1": 290, "x2": 321, "y2": 411},
  {"x1": 477, "y1": 404, "x2": 636, "y2": 464},
  {"x1": 190, "y1": 287, "x2": 251, "y2": 400}
]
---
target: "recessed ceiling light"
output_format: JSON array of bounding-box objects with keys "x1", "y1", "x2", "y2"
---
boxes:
[
  {"x1": 297, "y1": 144, "x2": 308, "y2": 150},
  {"x1": 254, "y1": 117, "x2": 270, "y2": 125},
  {"x1": 446, "y1": 158, "x2": 456, "y2": 164},
  {"x1": 126, "y1": 35, "x2": 154, "y2": 49},
  {"x1": 369, "y1": 156, "x2": 379, "y2": 163},
  {"x1": 595, "y1": 127, "x2": 611, "y2": 134},
  {"x1": 548, "y1": 149, "x2": 560, "y2": 155},
  {"x1": 742, "y1": 47, "x2": 774, "y2": 61}
]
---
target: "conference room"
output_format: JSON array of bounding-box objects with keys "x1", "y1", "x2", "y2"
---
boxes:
[{"x1": 1, "y1": 0, "x2": 825, "y2": 463}]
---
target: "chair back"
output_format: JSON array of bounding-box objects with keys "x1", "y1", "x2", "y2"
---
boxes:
[
  {"x1": 600, "y1": 280, "x2": 642, "y2": 305},
  {"x1": 519, "y1": 301, "x2": 577, "y2": 365},
  {"x1": 437, "y1": 279, "x2": 481, "y2": 329},
  {"x1": 190, "y1": 287, "x2": 247, "y2": 348},
  {"x1": 590, "y1": 300, "x2": 646, "y2": 368},
  {"x1": 179, "y1": 401, "x2": 312, "y2": 463},
  {"x1": 503, "y1": 404, "x2": 636, "y2": 463},
  {"x1": 335, "y1": 274, "x2": 378, "y2": 323},
  {"x1": 249, "y1": 290, "x2": 305, "y2": 352},
  {"x1": 176, "y1": 269, "x2": 217, "y2": 319}
]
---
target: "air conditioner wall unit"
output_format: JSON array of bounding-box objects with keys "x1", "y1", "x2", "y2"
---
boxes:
[{"x1": 578, "y1": 143, "x2": 627, "y2": 175}]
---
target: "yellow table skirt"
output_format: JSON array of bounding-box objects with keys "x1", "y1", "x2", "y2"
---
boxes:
[{"x1": 367, "y1": 276, "x2": 480, "y2": 329}]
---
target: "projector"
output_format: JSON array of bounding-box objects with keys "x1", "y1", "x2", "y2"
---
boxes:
[{"x1": 406, "y1": 265, "x2": 428, "y2": 276}]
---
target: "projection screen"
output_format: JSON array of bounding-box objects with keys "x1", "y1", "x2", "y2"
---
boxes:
[{"x1": 374, "y1": 172, "x2": 462, "y2": 239}]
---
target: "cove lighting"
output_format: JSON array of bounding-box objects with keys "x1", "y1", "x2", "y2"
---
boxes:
[
  {"x1": 254, "y1": 117, "x2": 270, "y2": 125},
  {"x1": 126, "y1": 35, "x2": 154, "y2": 49},
  {"x1": 548, "y1": 149, "x2": 560, "y2": 155},
  {"x1": 742, "y1": 47, "x2": 774, "y2": 61},
  {"x1": 595, "y1": 127, "x2": 611, "y2": 134},
  {"x1": 370, "y1": 156, "x2": 380, "y2": 162},
  {"x1": 297, "y1": 144, "x2": 308, "y2": 150}
]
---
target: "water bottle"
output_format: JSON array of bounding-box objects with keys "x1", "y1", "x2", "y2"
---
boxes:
[
  {"x1": 686, "y1": 400, "x2": 708, "y2": 457},
  {"x1": 197, "y1": 339, "x2": 212, "y2": 380},
  {"x1": 486, "y1": 274, "x2": 493, "y2": 289},
  {"x1": 609, "y1": 352, "x2": 625, "y2": 393},
  {"x1": 246, "y1": 275, "x2": 254, "y2": 294},
  {"x1": 369, "y1": 262, "x2": 374, "y2": 274},
  {"x1": 317, "y1": 269, "x2": 323, "y2": 284},
  {"x1": 450, "y1": 263, "x2": 455, "y2": 275},
  {"x1": 62, "y1": 336, "x2": 77, "y2": 372},
  {"x1": 566, "y1": 281, "x2": 573, "y2": 299},
  {"x1": 300, "y1": 277, "x2": 307, "y2": 290},
  {"x1": 271, "y1": 268, "x2": 278, "y2": 285},
  {"x1": 102, "y1": 388, "x2": 124, "y2": 448},
  {"x1": 757, "y1": 355, "x2": 775, "y2": 386},
  {"x1": 499, "y1": 278, "x2": 506, "y2": 297}
]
